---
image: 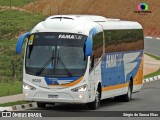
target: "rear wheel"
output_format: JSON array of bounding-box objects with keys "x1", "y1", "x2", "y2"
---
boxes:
[
  {"x1": 88, "y1": 89, "x2": 100, "y2": 110},
  {"x1": 122, "y1": 82, "x2": 132, "y2": 102},
  {"x1": 37, "y1": 102, "x2": 46, "y2": 108},
  {"x1": 114, "y1": 81, "x2": 132, "y2": 102}
]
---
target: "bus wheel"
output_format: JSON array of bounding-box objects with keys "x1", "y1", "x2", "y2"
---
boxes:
[
  {"x1": 122, "y1": 81, "x2": 132, "y2": 102},
  {"x1": 88, "y1": 89, "x2": 100, "y2": 110},
  {"x1": 114, "y1": 81, "x2": 132, "y2": 102},
  {"x1": 37, "y1": 102, "x2": 46, "y2": 108}
]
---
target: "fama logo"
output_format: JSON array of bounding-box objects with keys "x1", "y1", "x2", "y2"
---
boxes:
[
  {"x1": 106, "y1": 54, "x2": 123, "y2": 68},
  {"x1": 58, "y1": 34, "x2": 82, "y2": 39}
]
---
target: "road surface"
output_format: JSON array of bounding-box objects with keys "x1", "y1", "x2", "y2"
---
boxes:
[{"x1": 144, "y1": 37, "x2": 160, "y2": 56}]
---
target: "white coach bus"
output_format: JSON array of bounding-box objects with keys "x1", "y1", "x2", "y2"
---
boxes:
[{"x1": 16, "y1": 15, "x2": 144, "y2": 110}]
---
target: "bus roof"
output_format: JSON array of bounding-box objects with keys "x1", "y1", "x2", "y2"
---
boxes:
[{"x1": 31, "y1": 15, "x2": 143, "y2": 35}]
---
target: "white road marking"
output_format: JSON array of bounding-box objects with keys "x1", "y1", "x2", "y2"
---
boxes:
[{"x1": 145, "y1": 36, "x2": 153, "y2": 39}]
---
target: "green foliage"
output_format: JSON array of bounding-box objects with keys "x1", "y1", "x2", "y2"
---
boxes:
[
  {"x1": 0, "y1": 40, "x2": 23, "y2": 81},
  {"x1": 0, "y1": 10, "x2": 44, "y2": 39},
  {"x1": 0, "y1": 0, "x2": 34, "y2": 6},
  {"x1": 145, "y1": 53, "x2": 160, "y2": 60},
  {"x1": 0, "y1": 10, "x2": 45, "y2": 85},
  {"x1": 144, "y1": 70, "x2": 160, "y2": 79},
  {"x1": 0, "y1": 81, "x2": 22, "y2": 97},
  {"x1": 0, "y1": 100, "x2": 29, "y2": 107}
]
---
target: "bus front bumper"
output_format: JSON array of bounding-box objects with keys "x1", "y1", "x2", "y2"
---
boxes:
[{"x1": 23, "y1": 91, "x2": 88, "y2": 104}]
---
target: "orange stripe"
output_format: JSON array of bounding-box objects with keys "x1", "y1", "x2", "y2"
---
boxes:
[
  {"x1": 102, "y1": 82, "x2": 129, "y2": 92},
  {"x1": 133, "y1": 55, "x2": 144, "y2": 85},
  {"x1": 49, "y1": 76, "x2": 84, "y2": 87}
]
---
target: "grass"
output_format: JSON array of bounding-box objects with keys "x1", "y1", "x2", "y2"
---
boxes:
[
  {"x1": 0, "y1": 0, "x2": 34, "y2": 6},
  {"x1": 0, "y1": 81, "x2": 22, "y2": 97},
  {"x1": 145, "y1": 53, "x2": 160, "y2": 60},
  {"x1": 0, "y1": 100, "x2": 29, "y2": 107},
  {"x1": 0, "y1": 10, "x2": 45, "y2": 84},
  {"x1": 0, "y1": 10, "x2": 45, "y2": 39},
  {"x1": 144, "y1": 69, "x2": 160, "y2": 79}
]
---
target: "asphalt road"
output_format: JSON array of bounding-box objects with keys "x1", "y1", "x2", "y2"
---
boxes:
[
  {"x1": 144, "y1": 37, "x2": 160, "y2": 56},
  {"x1": 25, "y1": 80, "x2": 160, "y2": 117}
]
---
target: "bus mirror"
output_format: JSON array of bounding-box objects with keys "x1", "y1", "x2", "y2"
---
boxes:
[
  {"x1": 16, "y1": 32, "x2": 30, "y2": 54},
  {"x1": 85, "y1": 27, "x2": 98, "y2": 56},
  {"x1": 85, "y1": 36, "x2": 92, "y2": 56}
]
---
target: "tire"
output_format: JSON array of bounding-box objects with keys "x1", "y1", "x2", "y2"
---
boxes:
[
  {"x1": 48, "y1": 103, "x2": 55, "y2": 106},
  {"x1": 37, "y1": 102, "x2": 46, "y2": 108},
  {"x1": 121, "y1": 82, "x2": 132, "y2": 102},
  {"x1": 114, "y1": 81, "x2": 132, "y2": 102},
  {"x1": 88, "y1": 89, "x2": 100, "y2": 110}
]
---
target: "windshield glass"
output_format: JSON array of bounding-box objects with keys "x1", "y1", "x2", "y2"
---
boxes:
[{"x1": 25, "y1": 32, "x2": 87, "y2": 77}]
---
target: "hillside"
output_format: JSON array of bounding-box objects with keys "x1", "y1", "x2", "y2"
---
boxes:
[
  {"x1": 0, "y1": 0, "x2": 34, "y2": 6},
  {"x1": 0, "y1": 9, "x2": 44, "y2": 96},
  {"x1": 23, "y1": 0, "x2": 160, "y2": 37}
]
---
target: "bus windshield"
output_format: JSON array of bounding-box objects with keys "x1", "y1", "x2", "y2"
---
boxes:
[{"x1": 25, "y1": 32, "x2": 87, "y2": 77}]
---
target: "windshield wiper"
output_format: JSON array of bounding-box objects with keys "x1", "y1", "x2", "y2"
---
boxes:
[
  {"x1": 36, "y1": 49, "x2": 55, "y2": 76},
  {"x1": 35, "y1": 56, "x2": 54, "y2": 76},
  {"x1": 57, "y1": 57, "x2": 73, "y2": 77}
]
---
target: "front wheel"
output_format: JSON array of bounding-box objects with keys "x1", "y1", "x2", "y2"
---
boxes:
[
  {"x1": 37, "y1": 102, "x2": 46, "y2": 108},
  {"x1": 88, "y1": 89, "x2": 100, "y2": 110}
]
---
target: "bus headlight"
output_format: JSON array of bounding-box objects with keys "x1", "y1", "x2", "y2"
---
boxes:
[
  {"x1": 71, "y1": 84, "x2": 87, "y2": 92},
  {"x1": 23, "y1": 82, "x2": 36, "y2": 90}
]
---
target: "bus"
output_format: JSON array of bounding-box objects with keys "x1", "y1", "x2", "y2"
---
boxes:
[{"x1": 16, "y1": 15, "x2": 144, "y2": 110}]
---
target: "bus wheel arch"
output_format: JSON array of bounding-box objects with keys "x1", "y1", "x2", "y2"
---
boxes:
[
  {"x1": 123, "y1": 77, "x2": 133, "y2": 102},
  {"x1": 37, "y1": 102, "x2": 46, "y2": 108},
  {"x1": 114, "y1": 78, "x2": 133, "y2": 102},
  {"x1": 97, "y1": 82, "x2": 102, "y2": 99},
  {"x1": 88, "y1": 82, "x2": 101, "y2": 110},
  {"x1": 130, "y1": 76, "x2": 133, "y2": 92}
]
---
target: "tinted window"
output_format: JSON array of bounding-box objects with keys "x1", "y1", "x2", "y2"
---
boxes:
[
  {"x1": 93, "y1": 32, "x2": 104, "y2": 59},
  {"x1": 25, "y1": 32, "x2": 88, "y2": 77},
  {"x1": 104, "y1": 29, "x2": 144, "y2": 53}
]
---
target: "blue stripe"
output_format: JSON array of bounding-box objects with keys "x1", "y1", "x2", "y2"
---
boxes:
[{"x1": 44, "y1": 77, "x2": 80, "y2": 85}]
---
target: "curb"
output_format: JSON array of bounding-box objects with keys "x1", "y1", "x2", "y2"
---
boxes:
[
  {"x1": 145, "y1": 36, "x2": 160, "y2": 40},
  {"x1": 0, "y1": 102, "x2": 37, "y2": 111},
  {"x1": 143, "y1": 75, "x2": 160, "y2": 83}
]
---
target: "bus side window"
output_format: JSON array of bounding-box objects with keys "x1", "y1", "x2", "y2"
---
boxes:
[
  {"x1": 90, "y1": 32, "x2": 103, "y2": 70},
  {"x1": 105, "y1": 29, "x2": 144, "y2": 53}
]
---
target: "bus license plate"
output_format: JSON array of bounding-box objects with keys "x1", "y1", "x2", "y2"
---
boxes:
[{"x1": 48, "y1": 94, "x2": 58, "y2": 98}]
